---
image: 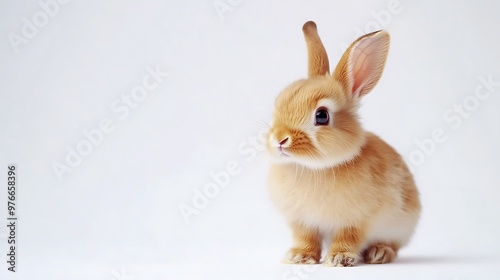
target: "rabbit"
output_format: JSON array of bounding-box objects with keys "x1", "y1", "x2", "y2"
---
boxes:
[{"x1": 266, "y1": 21, "x2": 421, "y2": 267}]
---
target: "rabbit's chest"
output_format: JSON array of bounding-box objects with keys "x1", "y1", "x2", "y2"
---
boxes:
[{"x1": 268, "y1": 167, "x2": 367, "y2": 227}]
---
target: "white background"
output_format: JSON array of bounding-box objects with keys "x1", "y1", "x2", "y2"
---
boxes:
[{"x1": 1, "y1": 0, "x2": 500, "y2": 279}]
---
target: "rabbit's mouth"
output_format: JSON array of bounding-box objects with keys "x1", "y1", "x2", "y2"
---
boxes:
[{"x1": 279, "y1": 147, "x2": 291, "y2": 157}]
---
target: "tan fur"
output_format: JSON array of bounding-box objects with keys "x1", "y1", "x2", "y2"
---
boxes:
[
  {"x1": 303, "y1": 21, "x2": 330, "y2": 77},
  {"x1": 266, "y1": 21, "x2": 421, "y2": 267},
  {"x1": 285, "y1": 223, "x2": 322, "y2": 264},
  {"x1": 362, "y1": 242, "x2": 399, "y2": 264}
]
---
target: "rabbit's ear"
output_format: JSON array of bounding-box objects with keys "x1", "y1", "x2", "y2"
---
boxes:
[
  {"x1": 303, "y1": 21, "x2": 330, "y2": 78},
  {"x1": 333, "y1": 30, "x2": 390, "y2": 98}
]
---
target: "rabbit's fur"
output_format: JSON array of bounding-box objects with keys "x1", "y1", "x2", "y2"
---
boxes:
[{"x1": 266, "y1": 21, "x2": 420, "y2": 267}]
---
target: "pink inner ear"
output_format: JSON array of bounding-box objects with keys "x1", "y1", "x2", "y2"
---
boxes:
[
  {"x1": 351, "y1": 47, "x2": 371, "y2": 94},
  {"x1": 349, "y1": 34, "x2": 388, "y2": 96}
]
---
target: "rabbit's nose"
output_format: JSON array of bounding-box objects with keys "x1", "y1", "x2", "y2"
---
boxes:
[{"x1": 279, "y1": 137, "x2": 289, "y2": 146}]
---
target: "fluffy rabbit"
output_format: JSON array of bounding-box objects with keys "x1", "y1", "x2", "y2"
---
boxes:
[{"x1": 266, "y1": 21, "x2": 421, "y2": 267}]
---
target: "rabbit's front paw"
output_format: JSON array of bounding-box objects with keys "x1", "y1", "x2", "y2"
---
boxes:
[
  {"x1": 323, "y1": 252, "x2": 358, "y2": 267},
  {"x1": 284, "y1": 248, "x2": 321, "y2": 264}
]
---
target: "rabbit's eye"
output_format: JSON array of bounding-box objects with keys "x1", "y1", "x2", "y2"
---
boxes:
[{"x1": 315, "y1": 108, "x2": 329, "y2": 126}]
